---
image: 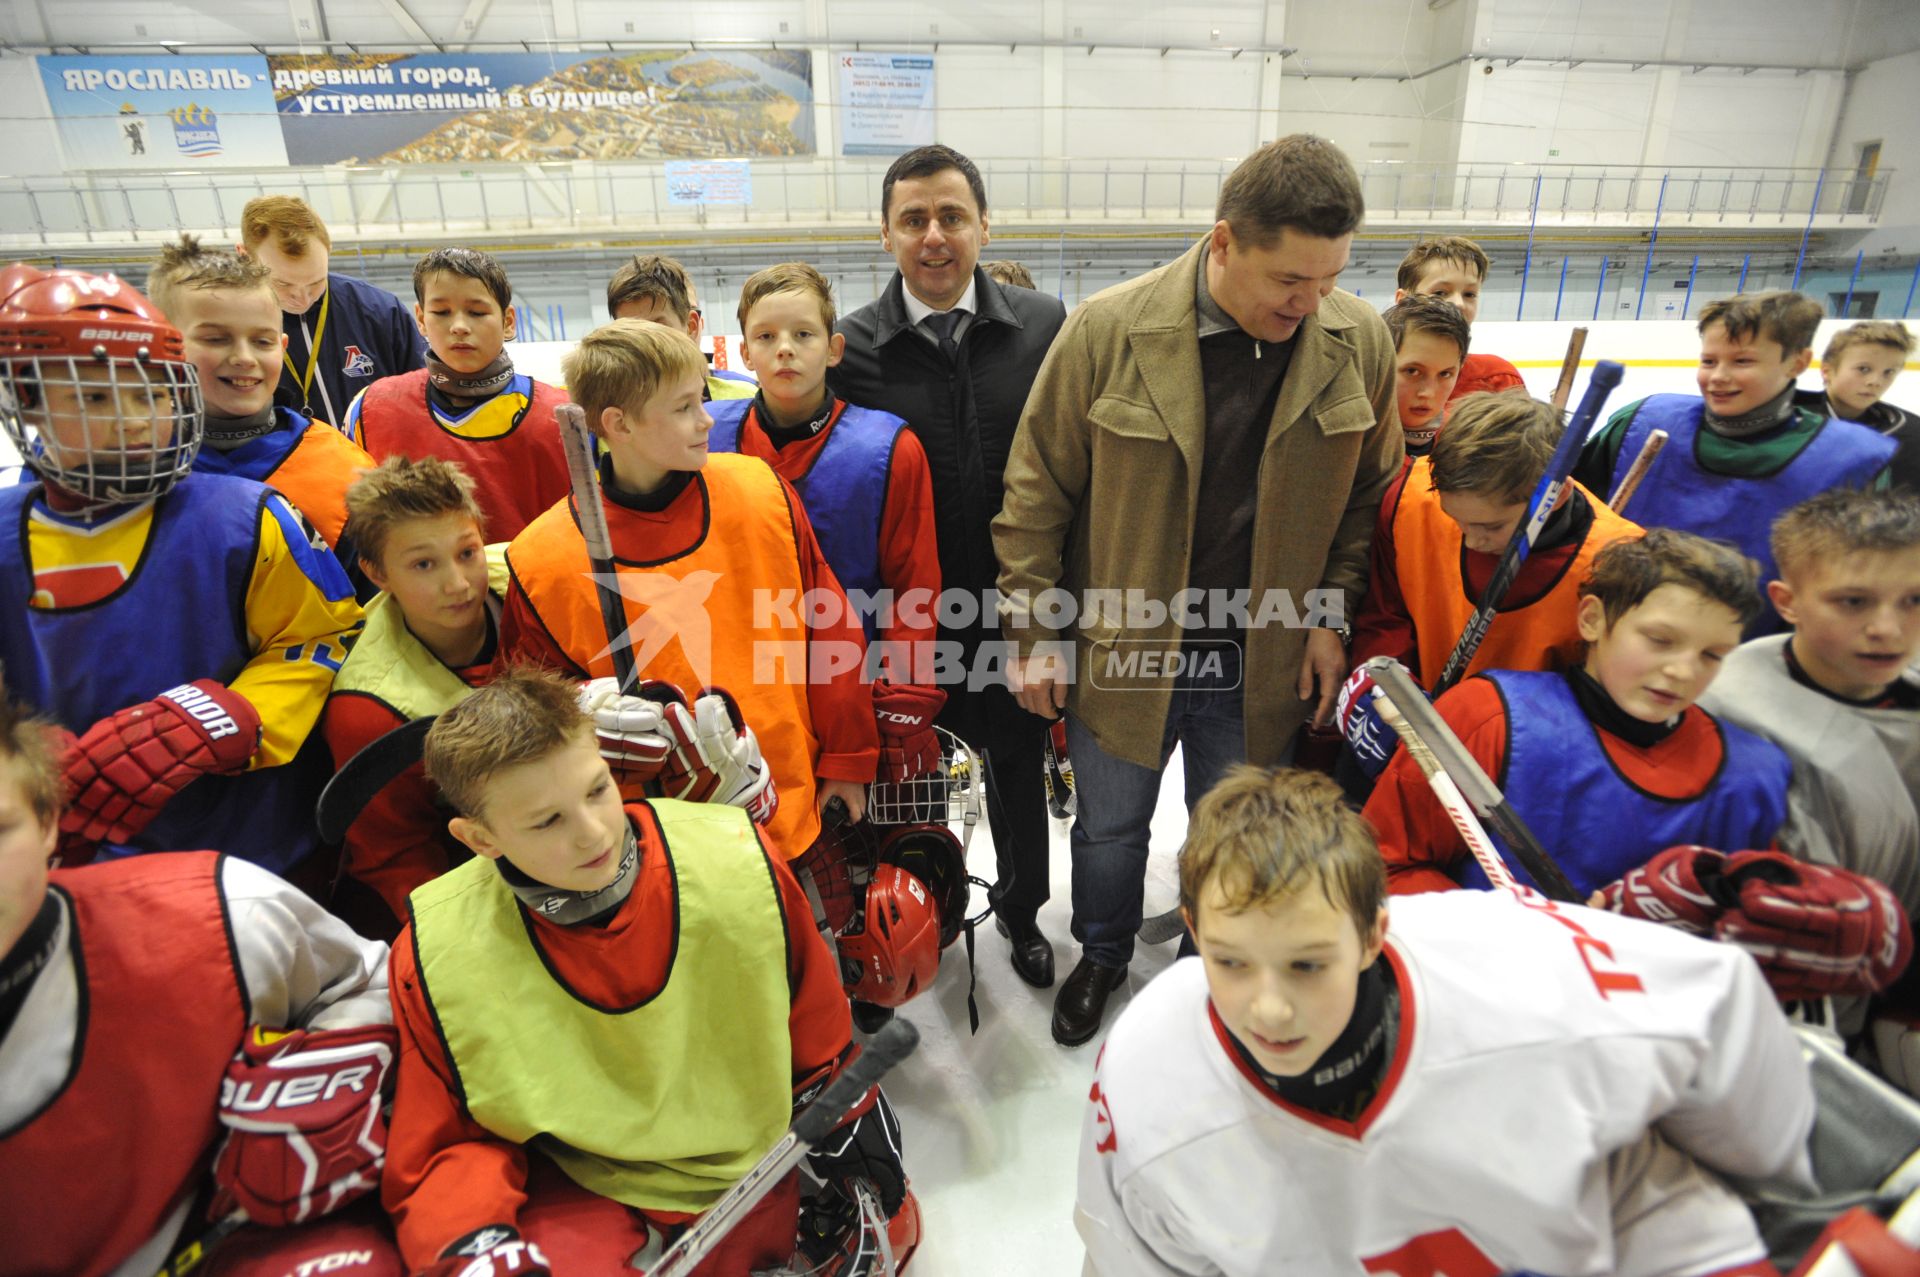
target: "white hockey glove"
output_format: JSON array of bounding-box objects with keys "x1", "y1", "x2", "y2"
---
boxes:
[
  {"x1": 659, "y1": 686, "x2": 778, "y2": 826},
  {"x1": 577, "y1": 677, "x2": 680, "y2": 790}
]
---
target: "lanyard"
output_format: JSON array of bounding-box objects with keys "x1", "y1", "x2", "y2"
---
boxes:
[{"x1": 281, "y1": 289, "x2": 331, "y2": 410}]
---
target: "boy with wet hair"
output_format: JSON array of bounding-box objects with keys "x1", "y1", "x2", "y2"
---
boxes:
[
  {"x1": 1340, "y1": 392, "x2": 1642, "y2": 777},
  {"x1": 383, "y1": 667, "x2": 910, "y2": 1276},
  {"x1": 0, "y1": 692, "x2": 402, "y2": 1276},
  {"x1": 1394, "y1": 234, "x2": 1524, "y2": 401},
  {"x1": 321, "y1": 455, "x2": 505, "y2": 926},
  {"x1": 1574, "y1": 291, "x2": 1896, "y2": 636},
  {"x1": 345, "y1": 247, "x2": 569, "y2": 542},
  {"x1": 710, "y1": 261, "x2": 944, "y2": 786},
  {"x1": 604, "y1": 253, "x2": 755, "y2": 399},
  {"x1": 148, "y1": 233, "x2": 374, "y2": 585},
  {"x1": 1803, "y1": 320, "x2": 1919, "y2": 490},
  {"x1": 1379, "y1": 293, "x2": 1471, "y2": 456},
  {"x1": 1078, "y1": 764, "x2": 1814, "y2": 1276}
]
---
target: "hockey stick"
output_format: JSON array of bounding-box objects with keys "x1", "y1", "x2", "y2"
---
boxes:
[
  {"x1": 1606, "y1": 428, "x2": 1668, "y2": 512},
  {"x1": 644, "y1": 1018, "x2": 921, "y2": 1277},
  {"x1": 1138, "y1": 903, "x2": 1190, "y2": 947},
  {"x1": 1549, "y1": 326, "x2": 1588, "y2": 414},
  {"x1": 315, "y1": 713, "x2": 438, "y2": 844},
  {"x1": 555, "y1": 402, "x2": 639, "y2": 693},
  {"x1": 1431, "y1": 359, "x2": 1625, "y2": 696},
  {"x1": 153, "y1": 1209, "x2": 247, "y2": 1277},
  {"x1": 1366, "y1": 680, "x2": 1523, "y2": 895},
  {"x1": 1362, "y1": 657, "x2": 1581, "y2": 903}
]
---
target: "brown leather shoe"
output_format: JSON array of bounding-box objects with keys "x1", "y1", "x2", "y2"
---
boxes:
[
  {"x1": 1051, "y1": 956, "x2": 1128, "y2": 1046},
  {"x1": 996, "y1": 914, "x2": 1056, "y2": 988}
]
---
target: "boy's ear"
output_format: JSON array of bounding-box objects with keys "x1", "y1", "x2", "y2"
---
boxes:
[
  {"x1": 1788, "y1": 346, "x2": 1814, "y2": 379},
  {"x1": 1180, "y1": 905, "x2": 1197, "y2": 945},
  {"x1": 412, "y1": 302, "x2": 429, "y2": 340},
  {"x1": 447, "y1": 813, "x2": 504, "y2": 862},
  {"x1": 502, "y1": 305, "x2": 517, "y2": 343},
  {"x1": 1363, "y1": 906, "x2": 1389, "y2": 964},
  {"x1": 358, "y1": 556, "x2": 388, "y2": 593},
  {"x1": 826, "y1": 330, "x2": 846, "y2": 368},
  {"x1": 1394, "y1": 287, "x2": 1409, "y2": 304},
  {"x1": 1575, "y1": 593, "x2": 1610, "y2": 644},
  {"x1": 1767, "y1": 577, "x2": 1799, "y2": 626},
  {"x1": 597, "y1": 404, "x2": 627, "y2": 439},
  {"x1": 685, "y1": 308, "x2": 704, "y2": 344}
]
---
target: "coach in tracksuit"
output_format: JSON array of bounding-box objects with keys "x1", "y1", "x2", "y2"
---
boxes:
[{"x1": 833, "y1": 145, "x2": 1068, "y2": 995}]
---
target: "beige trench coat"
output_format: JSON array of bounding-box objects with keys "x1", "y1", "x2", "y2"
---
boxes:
[{"x1": 993, "y1": 238, "x2": 1401, "y2": 769}]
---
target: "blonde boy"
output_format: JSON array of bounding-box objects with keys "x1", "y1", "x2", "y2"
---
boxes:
[
  {"x1": 344, "y1": 247, "x2": 569, "y2": 542},
  {"x1": 1574, "y1": 292, "x2": 1895, "y2": 636},
  {"x1": 1078, "y1": 766, "x2": 1812, "y2": 1276},
  {"x1": 708, "y1": 263, "x2": 945, "y2": 790},
  {"x1": 148, "y1": 233, "x2": 374, "y2": 569},
  {"x1": 321, "y1": 456, "x2": 505, "y2": 924},
  {"x1": 1395, "y1": 235, "x2": 1524, "y2": 400},
  {"x1": 382, "y1": 667, "x2": 907, "y2": 1274},
  {"x1": 501, "y1": 320, "x2": 878, "y2": 862}
]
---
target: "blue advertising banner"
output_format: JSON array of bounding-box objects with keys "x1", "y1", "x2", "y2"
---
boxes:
[
  {"x1": 36, "y1": 55, "x2": 287, "y2": 169},
  {"x1": 267, "y1": 51, "x2": 813, "y2": 165},
  {"x1": 837, "y1": 53, "x2": 935, "y2": 156},
  {"x1": 665, "y1": 159, "x2": 752, "y2": 205}
]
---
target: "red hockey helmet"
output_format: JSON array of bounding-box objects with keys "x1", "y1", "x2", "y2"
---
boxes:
[
  {"x1": 838, "y1": 864, "x2": 941, "y2": 1008},
  {"x1": 877, "y1": 823, "x2": 969, "y2": 951},
  {"x1": 0, "y1": 265, "x2": 202, "y2": 508}
]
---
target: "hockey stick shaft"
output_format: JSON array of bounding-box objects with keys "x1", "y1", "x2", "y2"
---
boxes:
[
  {"x1": 646, "y1": 1019, "x2": 921, "y2": 1277},
  {"x1": 1367, "y1": 684, "x2": 1521, "y2": 894},
  {"x1": 1606, "y1": 428, "x2": 1668, "y2": 512},
  {"x1": 1363, "y1": 658, "x2": 1583, "y2": 903},
  {"x1": 1432, "y1": 359, "x2": 1624, "y2": 695},
  {"x1": 154, "y1": 1210, "x2": 247, "y2": 1277},
  {"x1": 1549, "y1": 326, "x2": 1588, "y2": 413},
  {"x1": 555, "y1": 403, "x2": 639, "y2": 693}
]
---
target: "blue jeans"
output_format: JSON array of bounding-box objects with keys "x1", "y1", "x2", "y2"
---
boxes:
[{"x1": 1067, "y1": 646, "x2": 1269, "y2": 967}]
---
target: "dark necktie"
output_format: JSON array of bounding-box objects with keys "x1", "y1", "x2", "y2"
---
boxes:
[{"x1": 924, "y1": 310, "x2": 962, "y2": 362}]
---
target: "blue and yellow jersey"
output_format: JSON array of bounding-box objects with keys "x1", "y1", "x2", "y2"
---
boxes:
[{"x1": 0, "y1": 473, "x2": 362, "y2": 869}]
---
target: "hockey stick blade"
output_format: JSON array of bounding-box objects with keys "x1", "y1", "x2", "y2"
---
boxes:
[
  {"x1": 315, "y1": 714, "x2": 437, "y2": 844},
  {"x1": 1362, "y1": 658, "x2": 1582, "y2": 903},
  {"x1": 646, "y1": 1019, "x2": 921, "y2": 1277},
  {"x1": 1138, "y1": 904, "x2": 1188, "y2": 946},
  {"x1": 555, "y1": 402, "x2": 639, "y2": 693},
  {"x1": 1432, "y1": 359, "x2": 1623, "y2": 695}
]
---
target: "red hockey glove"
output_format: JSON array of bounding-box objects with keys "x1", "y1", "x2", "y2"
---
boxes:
[
  {"x1": 61, "y1": 680, "x2": 261, "y2": 845},
  {"x1": 418, "y1": 1227, "x2": 553, "y2": 1277},
  {"x1": 806, "y1": 1086, "x2": 907, "y2": 1216},
  {"x1": 1594, "y1": 845, "x2": 1733, "y2": 936},
  {"x1": 1715, "y1": 851, "x2": 1915, "y2": 1000},
  {"x1": 658, "y1": 687, "x2": 778, "y2": 826},
  {"x1": 873, "y1": 684, "x2": 945, "y2": 784},
  {"x1": 211, "y1": 1024, "x2": 398, "y2": 1227},
  {"x1": 577, "y1": 676, "x2": 681, "y2": 791}
]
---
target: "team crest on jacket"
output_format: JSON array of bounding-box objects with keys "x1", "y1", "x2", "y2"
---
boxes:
[{"x1": 341, "y1": 346, "x2": 375, "y2": 378}]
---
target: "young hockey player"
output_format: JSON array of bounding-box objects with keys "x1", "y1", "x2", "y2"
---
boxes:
[
  {"x1": 320, "y1": 456, "x2": 506, "y2": 926},
  {"x1": 1701, "y1": 487, "x2": 1920, "y2": 922},
  {"x1": 345, "y1": 248, "x2": 569, "y2": 542},
  {"x1": 147, "y1": 233, "x2": 375, "y2": 583},
  {"x1": 1077, "y1": 764, "x2": 1816, "y2": 1277},
  {"x1": 1395, "y1": 235, "x2": 1524, "y2": 401},
  {"x1": 383, "y1": 668, "x2": 913, "y2": 1275},
  {"x1": 1574, "y1": 291, "x2": 1896, "y2": 635},
  {"x1": 0, "y1": 694, "x2": 401, "y2": 1277},
  {"x1": 605, "y1": 254, "x2": 757, "y2": 399},
  {"x1": 0, "y1": 264, "x2": 362, "y2": 876},
  {"x1": 1802, "y1": 320, "x2": 1919, "y2": 491},
  {"x1": 710, "y1": 262, "x2": 945, "y2": 785},
  {"x1": 1339, "y1": 392, "x2": 1641, "y2": 777},
  {"x1": 1379, "y1": 293, "x2": 1470, "y2": 457},
  {"x1": 502, "y1": 319, "x2": 878, "y2": 861}
]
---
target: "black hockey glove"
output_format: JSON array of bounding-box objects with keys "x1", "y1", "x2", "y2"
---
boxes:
[{"x1": 806, "y1": 1086, "x2": 906, "y2": 1216}]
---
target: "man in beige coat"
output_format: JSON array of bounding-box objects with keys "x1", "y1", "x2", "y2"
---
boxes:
[{"x1": 993, "y1": 135, "x2": 1400, "y2": 1045}]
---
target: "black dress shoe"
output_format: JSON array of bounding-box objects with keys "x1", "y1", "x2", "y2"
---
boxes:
[
  {"x1": 996, "y1": 915, "x2": 1056, "y2": 989},
  {"x1": 1051, "y1": 957, "x2": 1128, "y2": 1046}
]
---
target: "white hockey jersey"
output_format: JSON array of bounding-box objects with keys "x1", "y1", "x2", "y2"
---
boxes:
[{"x1": 1077, "y1": 891, "x2": 1815, "y2": 1277}]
